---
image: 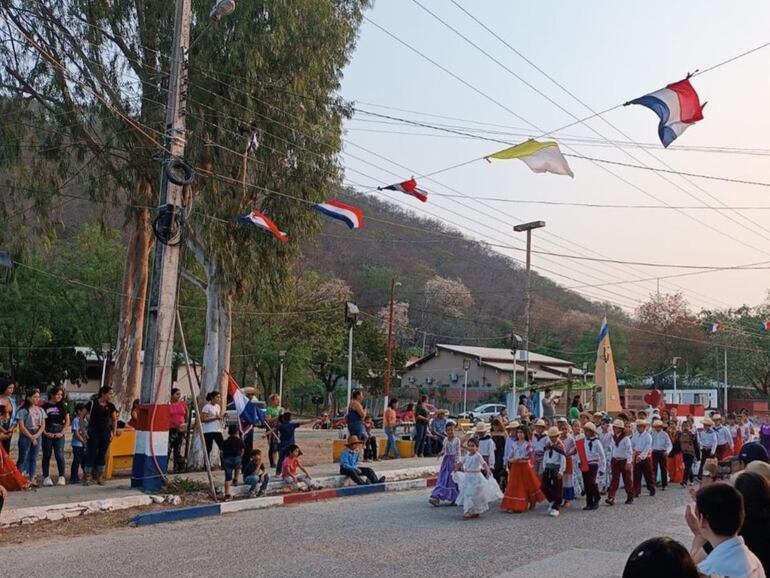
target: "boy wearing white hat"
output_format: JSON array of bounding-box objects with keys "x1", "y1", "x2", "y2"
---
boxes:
[
  {"x1": 581, "y1": 422, "x2": 605, "y2": 511},
  {"x1": 541, "y1": 427, "x2": 567, "y2": 517},
  {"x1": 712, "y1": 414, "x2": 733, "y2": 460},
  {"x1": 606, "y1": 419, "x2": 634, "y2": 506},
  {"x1": 697, "y1": 417, "x2": 718, "y2": 480},
  {"x1": 650, "y1": 419, "x2": 673, "y2": 490},
  {"x1": 532, "y1": 419, "x2": 548, "y2": 476},
  {"x1": 632, "y1": 419, "x2": 655, "y2": 498}
]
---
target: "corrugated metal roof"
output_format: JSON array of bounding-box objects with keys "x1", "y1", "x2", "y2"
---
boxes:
[{"x1": 436, "y1": 344, "x2": 573, "y2": 365}]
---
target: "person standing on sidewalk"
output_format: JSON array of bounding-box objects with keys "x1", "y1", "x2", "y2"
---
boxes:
[
  {"x1": 16, "y1": 388, "x2": 46, "y2": 486},
  {"x1": 41, "y1": 385, "x2": 69, "y2": 487},
  {"x1": 0, "y1": 379, "x2": 17, "y2": 453},
  {"x1": 383, "y1": 398, "x2": 399, "y2": 460},
  {"x1": 414, "y1": 395, "x2": 431, "y2": 457},
  {"x1": 168, "y1": 388, "x2": 188, "y2": 472},
  {"x1": 201, "y1": 391, "x2": 225, "y2": 466},
  {"x1": 346, "y1": 389, "x2": 368, "y2": 442},
  {"x1": 265, "y1": 393, "x2": 283, "y2": 468},
  {"x1": 83, "y1": 385, "x2": 119, "y2": 486},
  {"x1": 69, "y1": 403, "x2": 88, "y2": 484}
]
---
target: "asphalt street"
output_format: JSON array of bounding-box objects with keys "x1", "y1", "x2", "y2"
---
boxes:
[{"x1": 1, "y1": 485, "x2": 693, "y2": 578}]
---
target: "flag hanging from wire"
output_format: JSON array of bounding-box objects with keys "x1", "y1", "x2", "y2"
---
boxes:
[
  {"x1": 378, "y1": 177, "x2": 428, "y2": 202},
  {"x1": 760, "y1": 321, "x2": 770, "y2": 331},
  {"x1": 238, "y1": 210, "x2": 288, "y2": 243},
  {"x1": 625, "y1": 76, "x2": 706, "y2": 147},
  {"x1": 485, "y1": 139, "x2": 574, "y2": 177},
  {"x1": 312, "y1": 200, "x2": 364, "y2": 229},
  {"x1": 706, "y1": 322, "x2": 721, "y2": 333}
]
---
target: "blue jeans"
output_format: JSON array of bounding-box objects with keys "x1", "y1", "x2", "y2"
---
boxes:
[
  {"x1": 17, "y1": 434, "x2": 40, "y2": 478},
  {"x1": 384, "y1": 427, "x2": 399, "y2": 459},
  {"x1": 245, "y1": 473, "x2": 270, "y2": 494},
  {"x1": 414, "y1": 423, "x2": 428, "y2": 457},
  {"x1": 42, "y1": 435, "x2": 66, "y2": 478},
  {"x1": 223, "y1": 456, "x2": 241, "y2": 482},
  {"x1": 348, "y1": 420, "x2": 367, "y2": 440},
  {"x1": 70, "y1": 446, "x2": 86, "y2": 483},
  {"x1": 84, "y1": 429, "x2": 112, "y2": 474}
]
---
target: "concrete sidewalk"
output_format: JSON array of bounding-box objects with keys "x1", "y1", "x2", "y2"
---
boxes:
[{"x1": 2, "y1": 456, "x2": 439, "y2": 524}]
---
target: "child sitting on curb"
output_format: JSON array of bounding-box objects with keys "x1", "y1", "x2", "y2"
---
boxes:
[
  {"x1": 243, "y1": 449, "x2": 270, "y2": 498},
  {"x1": 281, "y1": 444, "x2": 319, "y2": 491}
]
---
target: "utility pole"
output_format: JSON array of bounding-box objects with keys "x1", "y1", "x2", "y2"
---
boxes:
[
  {"x1": 723, "y1": 348, "x2": 728, "y2": 412},
  {"x1": 133, "y1": 0, "x2": 192, "y2": 491},
  {"x1": 514, "y1": 221, "x2": 545, "y2": 392},
  {"x1": 383, "y1": 278, "x2": 398, "y2": 411}
]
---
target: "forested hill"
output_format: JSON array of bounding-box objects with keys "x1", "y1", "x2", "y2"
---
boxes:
[{"x1": 301, "y1": 191, "x2": 616, "y2": 354}]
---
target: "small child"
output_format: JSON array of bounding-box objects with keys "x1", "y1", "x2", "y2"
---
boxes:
[
  {"x1": 452, "y1": 438, "x2": 502, "y2": 519},
  {"x1": 242, "y1": 449, "x2": 270, "y2": 497},
  {"x1": 363, "y1": 415, "x2": 378, "y2": 462},
  {"x1": 281, "y1": 444, "x2": 318, "y2": 491},
  {"x1": 222, "y1": 424, "x2": 244, "y2": 500},
  {"x1": 69, "y1": 404, "x2": 88, "y2": 484}
]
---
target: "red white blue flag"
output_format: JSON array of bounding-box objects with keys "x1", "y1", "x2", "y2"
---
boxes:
[
  {"x1": 238, "y1": 210, "x2": 288, "y2": 243},
  {"x1": 706, "y1": 322, "x2": 721, "y2": 334},
  {"x1": 760, "y1": 321, "x2": 770, "y2": 331},
  {"x1": 625, "y1": 77, "x2": 705, "y2": 147},
  {"x1": 379, "y1": 178, "x2": 428, "y2": 202},
  {"x1": 312, "y1": 200, "x2": 364, "y2": 229}
]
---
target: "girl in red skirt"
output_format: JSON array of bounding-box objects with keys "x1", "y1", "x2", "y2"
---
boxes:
[{"x1": 501, "y1": 426, "x2": 545, "y2": 513}]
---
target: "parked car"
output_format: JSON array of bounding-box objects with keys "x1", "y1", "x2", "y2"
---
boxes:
[
  {"x1": 462, "y1": 403, "x2": 507, "y2": 422},
  {"x1": 224, "y1": 396, "x2": 267, "y2": 426}
]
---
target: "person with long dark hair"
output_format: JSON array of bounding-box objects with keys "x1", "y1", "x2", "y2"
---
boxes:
[
  {"x1": 201, "y1": 391, "x2": 225, "y2": 465},
  {"x1": 0, "y1": 379, "x2": 18, "y2": 452},
  {"x1": 623, "y1": 537, "x2": 700, "y2": 578},
  {"x1": 41, "y1": 385, "x2": 70, "y2": 486},
  {"x1": 734, "y1": 471, "x2": 770, "y2": 573},
  {"x1": 16, "y1": 388, "x2": 46, "y2": 485},
  {"x1": 83, "y1": 385, "x2": 119, "y2": 486}
]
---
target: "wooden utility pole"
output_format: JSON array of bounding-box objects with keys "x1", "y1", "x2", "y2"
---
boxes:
[
  {"x1": 383, "y1": 278, "x2": 397, "y2": 411},
  {"x1": 133, "y1": 0, "x2": 192, "y2": 491}
]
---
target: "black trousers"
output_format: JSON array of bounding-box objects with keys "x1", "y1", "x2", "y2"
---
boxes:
[
  {"x1": 340, "y1": 466, "x2": 380, "y2": 486},
  {"x1": 698, "y1": 449, "x2": 713, "y2": 480},
  {"x1": 363, "y1": 435, "x2": 378, "y2": 460},
  {"x1": 204, "y1": 432, "x2": 224, "y2": 457},
  {"x1": 683, "y1": 453, "x2": 696, "y2": 484}
]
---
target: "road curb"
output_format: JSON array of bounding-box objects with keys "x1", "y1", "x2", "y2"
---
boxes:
[{"x1": 131, "y1": 476, "x2": 438, "y2": 526}]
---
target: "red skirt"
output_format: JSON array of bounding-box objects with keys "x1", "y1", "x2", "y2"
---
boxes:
[
  {"x1": 667, "y1": 454, "x2": 684, "y2": 484},
  {"x1": 0, "y1": 442, "x2": 28, "y2": 491},
  {"x1": 501, "y1": 461, "x2": 545, "y2": 513}
]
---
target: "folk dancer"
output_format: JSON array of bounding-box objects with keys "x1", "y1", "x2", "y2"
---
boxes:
[
  {"x1": 606, "y1": 419, "x2": 634, "y2": 506},
  {"x1": 712, "y1": 414, "x2": 733, "y2": 460},
  {"x1": 697, "y1": 417, "x2": 718, "y2": 480},
  {"x1": 632, "y1": 419, "x2": 655, "y2": 497},
  {"x1": 501, "y1": 424, "x2": 544, "y2": 513},
  {"x1": 650, "y1": 419, "x2": 673, "y2": 490},
  {"x1": 531, "y1": 419, "x2": 548, "y2": 476},
  {"x1": 541, "y1": 427, "x2": 567, "y2": 518},
  {"x1": 581, "y1": 422, "x2": 606, "y2": 511}
]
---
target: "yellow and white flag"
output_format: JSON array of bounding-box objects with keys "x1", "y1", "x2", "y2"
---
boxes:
[{"x1": 486, "y1": 139, "x2": 574, "y2": 178}]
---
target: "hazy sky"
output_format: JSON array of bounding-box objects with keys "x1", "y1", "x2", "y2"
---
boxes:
[{"x1": 339, "y1": 1, "x2": 770, "y2": 314}]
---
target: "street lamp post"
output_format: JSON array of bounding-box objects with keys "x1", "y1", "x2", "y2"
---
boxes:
[
  {"x1": 514, "y1": 221, "x2": 545, "y2": 391},
  {"x1": 99, "y1": 343, "x2": 110, "y2": 389},
  {"x1": 345, "y1": 302, "x2": 360, "y2": 410},
  {"x1": 510, "y1": 333, "x2": 521, "y2": 416},
  {"x1": 278, "y1": 350, "x2": 287, "y2": 405},
  {"x1": 462, "y1": 358, "x2": 471, "y2": 416},
  {"x1": 383, "y1": 279, "x2": 401, "y2": 412},
  {"x1": 672, "y1": 357, "x2": 681, "y2": 405}
]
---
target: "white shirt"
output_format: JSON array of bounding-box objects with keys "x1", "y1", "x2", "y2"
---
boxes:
[
  {"x1": 699, "y1": 428, "x2": 719, "y2": 454},
  {"x1": 543, "y1": 443, "x2": 566, "y2": 475},
  {"x1": 478, "y1": 436, "x2": 495, "y2": 469},
  {"x1": 651, "y1": 430, "x2": 673, "y2": 453},
  {"x1": 442, "y1": 437, "x2": 461, "y2": 458},
  {"x1": 715, "y1": 425, "x2": 734, "y2": 449},
  {"x1": 697, "y1": 536, "x2": 766, "y2": 578},
  {"x1": 504, "y1": 439, "x2": 531, "y2": 463},
  {"x1": 532, "y1": 433, "x2": 549, "y2": 456},
  {"x1": 201, "y1": 403, "x2": 222, "y2": 434},
  {"x1": 599, "y1": 429, "x2": 613, "y2": 453},
  {"x1": 584, "y1": 435, "x2": 606, "y2": 468},
  {"x1": 632, "y1": 430, "x2": 652, "y2": 460},
  {"x1": 740, "y1": 422, "x2": 753, "y2": 441},
  {"x1": 610, "y1": 435, "x2": 633, "y2": 461}
]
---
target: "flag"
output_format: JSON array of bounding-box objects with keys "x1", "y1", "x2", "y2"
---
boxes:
[
  {"x1": 378, "y1": 178, "x2": 428, "y2": 202},
  {"x1": 595, "y1": 317, "x2": 622, "y2": 414},
  {"x1": 625, "y1": 77, "x2": 705, "y2": 147},
  {"x1": 760, "y1": 321, "x2": 770, "y2": 331},
  {"x1": 312, "y1": 200, "x2": 364, "y2": 229},
  {"x1": 227, "y1": 373, "x2": 265, "y2": 434},
  {"x1": 485, "y1": 139, "x2": 574, "y2": 177},
  {"x1": 238, "y1": 210, "x2": 288, "y2": 243},
  {"x1": 706, "y1": 322, "x2": 721, "y2": 333}
]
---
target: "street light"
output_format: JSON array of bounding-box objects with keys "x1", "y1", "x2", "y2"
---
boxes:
[
  {"x1": 278, "y1": 350, "x2": 287, "y2": 405},
  {"x1": 99, "y1": 343, "x2": 111, "y2": 388},
  {"x1": 345, "y1": 302, "x2": 361, "y2": 409},
  {"x1": 210, "y1": 0, "x2": 236, "y2": 20},
  {"x1": 510, "y1": 333, "x2": 522, "y2": 415},
  {"x1": 383, "y1": 279, "x2": 402, "y2": 411},
  {"x1": 672, "y1": 356, "x2": 681, "y2": 405},
  {"x1": 462, "y1": 358, "x2": 471, "y2": 417},
  {"x1": 513, "y1": 220, "x2": 545, "y2": 389}
]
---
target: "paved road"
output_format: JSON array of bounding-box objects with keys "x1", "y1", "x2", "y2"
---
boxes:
[{"x1": 1, "y1": 485, "x2": 692, "y2": 578}]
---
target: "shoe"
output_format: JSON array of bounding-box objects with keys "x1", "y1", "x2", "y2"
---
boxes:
[
  {"x1": 605, "y1": 498, "x2": 614, "y2": 506},
  {"x1": 625, "y1": 498, "x2": 634, "y2": 504},
  {"x1": 549, "y1": 509, "x2": 560, "y2": 517},
  {"x1": 377, "y1": 476, "x2": 386, "y2": 484},
  {"x1": 57, "y1": 477, "x2": 66, "y2": 486},
  {"x1": 256, "y1": 490, "x2": 264, "y2": 497},
  {"x1": 661, "y1": 486, "x2": 666, "y2": 491},
  {"x1": 429, "y1": 497, "x2": 440, "y2": 507},
  {"x1": 582, "y1": 505, "x2": 592, "y2": 511},
  {"x1": 649, "y1": 489, "x2": 656, "y2": 497},
  {"x1": 42, "y1": 476, "x2": 54, "y2": 487},
  {"x1": 224, "y1": 494, "x2": 233, "y2": 502},
  {"x1": 588, "y1": 504, "x2": 599, "y2": 511},
  {"x1": 247, "y1": 491, "x2": 256, "y2": 499}
]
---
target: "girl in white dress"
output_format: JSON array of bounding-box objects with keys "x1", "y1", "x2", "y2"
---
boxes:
[{"x1": 453, "y1": 438, "x2": 503, "y2": 519}]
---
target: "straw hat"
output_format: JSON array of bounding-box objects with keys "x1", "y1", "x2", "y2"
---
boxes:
[
  {"x1": 652, "y1": 419, "x2": 664, "y2": 428},
  {"x1": 534, "y1": 419, "x2": 546, "y2": 428},
  {"x1": 702, "y1": 417, "x2": 714, "y2": 426},
  {"x1": 437, "y1": 409, "x2": 449, "y2": 416},
  {"x1": 556, "y1": 417, "x2": 568, "y2": 424},
  {"x1": 346, "y1": 435, "x2": 364, "y2": 447},
  {"x1": 583, "y1": 422, "x2": 597, "y2": 433},
  {"x1": 474, "y1": 422, "x2": 491, "y2": 434},
  {"x1": 546, "y1": 426, "x2": 560, "y2": 438},
  {"x1": 636, "y1": 419, "x2": 648, "y2": 427},
  {"x1": 593, "y1": 412, "x2": 604, "y2": 418},
  {"x1": 505, "y1": 421, "x2": 521, "y2": 430},
  {"x1": 712, "y1": 413, "x2": 723, "y2": 421},
  {"x1": 612, "y1": 419, "x2": 625, "y2": 429}
]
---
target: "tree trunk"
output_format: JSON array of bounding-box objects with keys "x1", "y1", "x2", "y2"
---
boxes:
[
  {"x1": 111, "y1": 181, "x2": 153, "y2": 417},
  {"x1": 217, "y1": 293, "x2": 233, "y2": 404}
]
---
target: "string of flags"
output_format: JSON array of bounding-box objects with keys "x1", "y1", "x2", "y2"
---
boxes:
[
  {"x1": 705, "y1": 321, "x2": 770, "y2": 334},
  {"x1": 237, "y1": 75, "x2": 708, "y2": 244}
]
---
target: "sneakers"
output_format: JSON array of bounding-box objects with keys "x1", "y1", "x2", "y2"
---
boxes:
[
  {"x1": 57, "y1": 477, "x2": 66, "y2": 486},
  {"x1": 42, "y1": 476, "x2": 54, "y2": 487},
  {"x1": 549, "y1": 509, "x2": 560, "y2": 517},
  {"x1": 377, "y1": 476, "x2": 386, "y2": 484},
  {"x1": 256, "y1": 490, "x2": 265, "y2": 497}
]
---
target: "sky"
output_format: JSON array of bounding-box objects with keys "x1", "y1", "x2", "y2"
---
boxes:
[{"x1": 338, "y1": 0, "x2": 770, "y2": 314}]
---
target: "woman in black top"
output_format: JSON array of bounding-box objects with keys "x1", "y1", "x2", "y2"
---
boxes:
[
  {"x1": 734, "y1": 471, "x2": 770, "y2": 574},
  {"x1": 84, "y1": 385, "x2": 119, "y2": 486},
  {"x1": 41, "y1": 385, "x2": 70, "y2": 486}
]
